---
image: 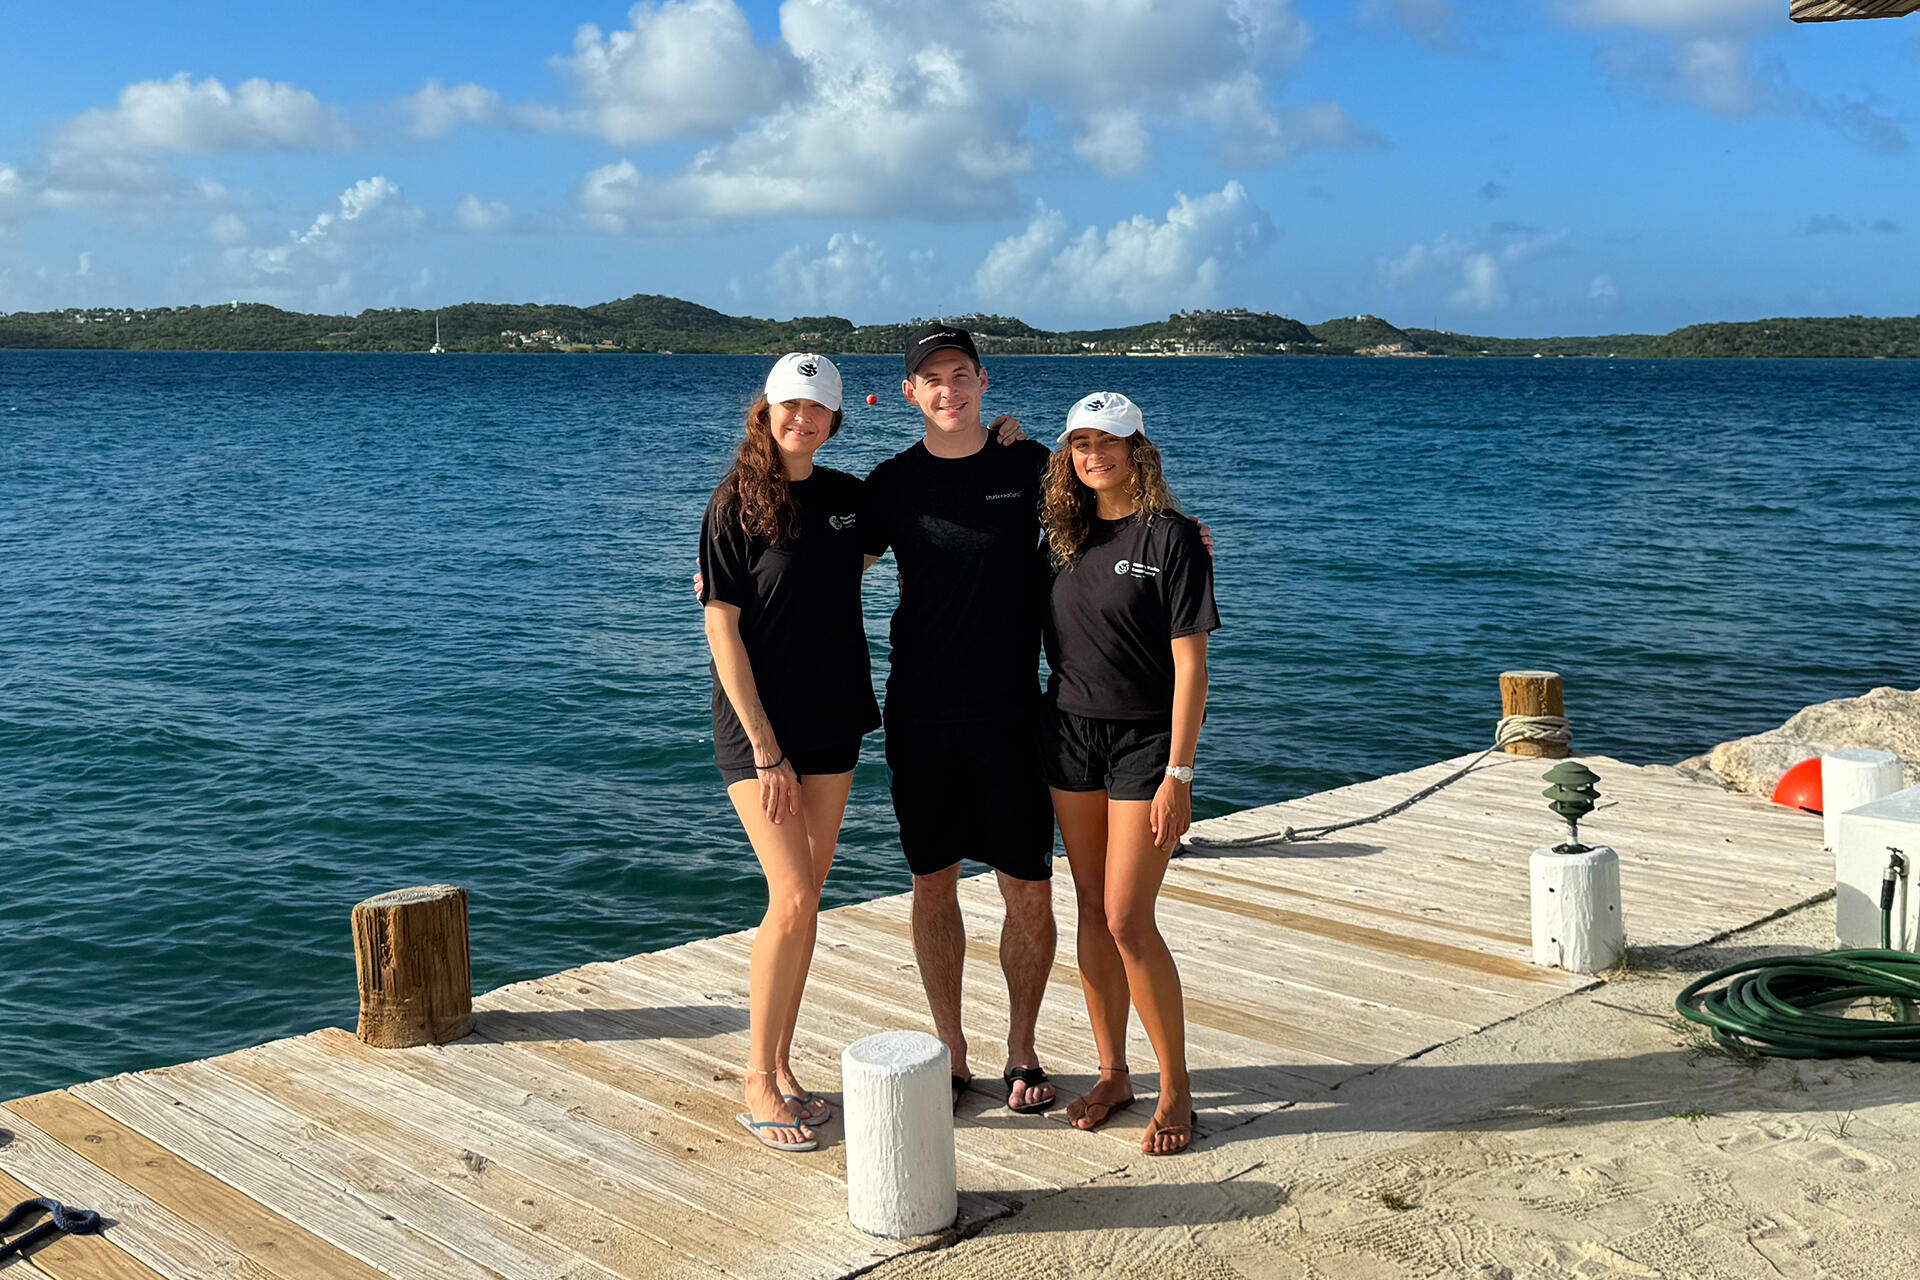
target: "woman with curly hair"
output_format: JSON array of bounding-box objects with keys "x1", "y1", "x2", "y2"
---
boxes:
[
  {"x1": 1040, "y1": 391, "x2": 1219, "y2": 1156},
  {"x1": 699, "y1": 353, "x2": 876, "y2": 1153}
]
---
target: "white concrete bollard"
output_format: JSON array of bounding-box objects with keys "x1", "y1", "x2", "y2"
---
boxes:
[
  {"x1": 1530, "y1": 844, "x2": 1624, "y2": 973},
  {"x1": 841, "y1": 1031, "x2": 956, "y2": 1239},
  {"x1": 1823, "y1": 750, "x2": 1906, "y2": 852}
]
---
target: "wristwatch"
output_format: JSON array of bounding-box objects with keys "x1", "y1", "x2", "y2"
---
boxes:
[{"x1": 1164, "y1": 765, "x2": 1194, "y2": 784}]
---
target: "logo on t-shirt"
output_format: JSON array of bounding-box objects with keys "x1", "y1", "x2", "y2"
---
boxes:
[
  {"x1": 829, "y1": 512, "x2": 856, "y2": 531},
  {"x1": 1114, "y1": 558, "x2": 1160, "y2": 579},
  {"x1": 983, "y1": 490, "x2": 1022, "y2": 501}
]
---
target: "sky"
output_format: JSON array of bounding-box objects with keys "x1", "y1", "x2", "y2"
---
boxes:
[{"x1": 1, "y1": 0, "x2": 1915, "y2": 336}]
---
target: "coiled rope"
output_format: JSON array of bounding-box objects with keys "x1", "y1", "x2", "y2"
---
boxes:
[{"x1": 1182, "y1": 713, "x2": 1572, "y2": 851}]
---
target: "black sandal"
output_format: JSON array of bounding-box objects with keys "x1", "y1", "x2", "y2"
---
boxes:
[
  {"x1": 951, "y1": 1074, "x2": 973, "y2": 1113},
  {"x1": 1002, "y1": 1065, "x2": 1057, "y2": 1115}
]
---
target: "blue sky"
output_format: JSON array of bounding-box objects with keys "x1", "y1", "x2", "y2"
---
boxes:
[{"x1": 1, "y1": 1, "x2": 1914, "y2": 335}]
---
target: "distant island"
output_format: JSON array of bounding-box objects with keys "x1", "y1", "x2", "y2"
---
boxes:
[{"x1": 5, "y1": 296, "x2": 1920, "y2": 359}]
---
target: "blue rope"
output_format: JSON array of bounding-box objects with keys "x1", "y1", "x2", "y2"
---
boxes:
[{"x1": 0, "y1": 1198, "x2": 103, "y2": 1262}]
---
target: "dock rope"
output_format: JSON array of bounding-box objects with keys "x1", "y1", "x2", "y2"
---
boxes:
[
  {"x1": 1181, "y1": 714, "x2": 1572, "y2": 851},
  {"x1": 0, "y1": 1199, "x2": 103, "y2": 1262}
]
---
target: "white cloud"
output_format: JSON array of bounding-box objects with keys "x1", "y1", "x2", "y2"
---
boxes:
[
  {"x1": 1380, "y1": 225, "x2": 1572, "y2": 312},
  {"x1": 575, "y1": 0, "x2": 1356, "y2": 223},
  {"x1": 209, "y1": 212, "x2": 249, "y2": 246},
  {"x1": 975, "y1": 182, "x2": 1275, "y2": 317},
  {"x1": 227, "y1": 177, "x2": 420, "y2": 298},
  {"x1": 402, "y1": 80, "x2": 503, "y2": 140},
  {"x1": 1562, "y1": 0, "x2": 1904, "y2": 151},
  {"x1": 1589, "y1": 274, "x2": 1618, "y2": 299},
  {"x1": 769, "y1": 231, "x2": 896, "y2": 312},
  {"x1": 1073, "y1": 111, "x2": 1150, "y2": 177},
  {"x1": 0, "y1": 164, "x2": 31, "y2": 229},
  {"x1": 1557, "y1": 0, "x2": 1772, "y2": 32},
  {"x1": 56, "y1": 74, "x2": 348, "y2": 156},
  {"x1": 1364, "y1": 0, "x2": 1469, "y2": 53},
  {"x1": 455, "y1": 195, "x2": 513, "y2": 233},
  {"x1": 543, "y1": 0, "x2": 797, "y2": 143}
]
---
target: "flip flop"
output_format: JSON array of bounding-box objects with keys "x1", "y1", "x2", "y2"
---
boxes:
[
  {"x1": 1142, "y1": 1109, "x2": 1198, "y2": 1156},
  {"x1": 783, "y1": 1092, "x2": 831, "y2": 1125},
  {"x1": 951, "y1": 1074, "x2": 973, "y2": 1113},
  {"x1": 1002, "y1": 1065, "x2": 1057, "y2": 1115},
  {"x1": 735, "y1": 1112, "x2": 817, "y2": 1153},
  {"x1": 1067, "y1": 1092, "x2": 1135, "y2": 1131}
]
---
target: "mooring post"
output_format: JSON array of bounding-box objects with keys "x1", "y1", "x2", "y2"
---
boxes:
[
  {"x1": 1500, "y1": 670, "x2": 1570, "y2": 758},
  {"x1": 842, "y1": 1031, "x2": 956, "y2": 1239},
  {"x1": 352, "y1": 884, "x2": 474, "y2": 1047}
]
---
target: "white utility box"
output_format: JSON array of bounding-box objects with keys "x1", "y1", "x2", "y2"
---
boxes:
[{"x1": 1834, "y1": 783, "x2": 1920, "y2": 950}]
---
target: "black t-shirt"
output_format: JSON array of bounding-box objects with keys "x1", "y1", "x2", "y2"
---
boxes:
[
  {"x1": 698, "y1": 466, "x2": 880, "y2": 758},
  {"x1": 1044, "y1": 510, "x2": 1221, "y2": 721},
  {"x1": 862, "y1": 438, "x2": 1051, "y2": 725}
]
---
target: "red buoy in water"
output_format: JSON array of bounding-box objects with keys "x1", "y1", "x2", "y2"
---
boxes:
[
  {"x1": 866, "y1": 394, "x2": 878, "y2": 405},
  {"x1": 1771, "y1": 757, "x2": 1823, "y2": 814}
]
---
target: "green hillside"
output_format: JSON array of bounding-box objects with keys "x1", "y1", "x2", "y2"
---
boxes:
[{"x1": 5, "y1": 296, "x2": 1918, "y2": 359}]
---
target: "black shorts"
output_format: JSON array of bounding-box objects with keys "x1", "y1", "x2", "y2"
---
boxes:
[
  {"x1": 1042, "y1": 706, "x2": 1172, "y2": 802},
  {"x1": 885, "y1": 713, "x2": 1054, "y2": 881},
  {"x1": 717, "y1": 739, "x2": 862, "y2": 786}
]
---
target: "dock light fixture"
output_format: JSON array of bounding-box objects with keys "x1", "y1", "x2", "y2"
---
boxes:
[{"x1": 1543, "y1": 761, "x2": 1600, "y2": 853}]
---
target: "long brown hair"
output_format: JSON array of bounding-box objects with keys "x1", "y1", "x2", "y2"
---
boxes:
[
  {"x1": 1042, "y1": 429, "x2": 1178, "y2": 565},
  {"x1": 713, "y1": 393, "x2": 844, "y2": 546}
]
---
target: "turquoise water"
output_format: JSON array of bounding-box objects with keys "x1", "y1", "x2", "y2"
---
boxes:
[{"x1": 3, "y1": 351, "x2": 1916, "y2": 1100}]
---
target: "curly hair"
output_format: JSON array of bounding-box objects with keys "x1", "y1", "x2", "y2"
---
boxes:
[
  {"x1": 713, "y1": 393, "x2": 844, "y2": 546},
  {"x1": 1042, "y1": 429, "x2": 1179, "y2": 566}
]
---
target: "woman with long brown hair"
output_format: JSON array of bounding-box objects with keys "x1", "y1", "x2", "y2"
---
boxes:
[
  {"x1": 699, "y1": 353, "x2": 876, "y2": 1152},
  {"x1": 1040, "y1": 391, "x2": 1219, "y2": 1156}
]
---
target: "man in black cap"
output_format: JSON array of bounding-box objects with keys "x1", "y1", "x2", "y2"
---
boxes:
[{"x1": 860, "y1": 321, "x2": 1060, "y2": 1115}]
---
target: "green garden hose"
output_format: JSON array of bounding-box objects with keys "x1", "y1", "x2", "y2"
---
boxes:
[{"x1": 1675, "y1": 854, "x2": 1920, "y2": 1060}]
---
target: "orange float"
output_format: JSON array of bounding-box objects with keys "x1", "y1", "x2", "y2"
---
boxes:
[{"x1": 1771, "y1": 757, "x2": 1823, "y2": 813}]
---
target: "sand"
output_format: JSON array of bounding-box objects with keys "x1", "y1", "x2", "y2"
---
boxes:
[{"x1": 867, "y1": 898, "x2": 1920, "y2": 1280}]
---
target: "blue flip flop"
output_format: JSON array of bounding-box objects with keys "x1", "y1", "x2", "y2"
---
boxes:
[
  {"x1": 736, "y1": 1112, "x2": 817, "y2": 1152},
  {"x1": 783, "y1": 1092, "x2": 831, "y2": 1125}
]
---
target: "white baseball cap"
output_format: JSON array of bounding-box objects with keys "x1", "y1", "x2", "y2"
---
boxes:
[
  {"x1": 764, "y1": 353, "x2": 843, "y2": 412},
  {"x1": 1056, "y1": 390, "x2": 1144, "y2": 443}
]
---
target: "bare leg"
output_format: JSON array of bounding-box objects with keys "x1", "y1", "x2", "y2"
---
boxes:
[
  {"x1": 774, "y1": 771, "x2": 852, "y2": 1119},
  {"x1": 727, "y1": 779, "x2": 824, "y2": 1147},
  {"x1": 997, "y1": 870, "x2": 1057, "y2": 1109},
  {"x1": 910, "y1": 863, "x2": 969, "y2": 1081},
  {"x1": 1103, "y1": 799, "x2": 1191, "y2": 1154},
  {"x1": 1053, "y1": 788, "x2": 1135, "y2": 1128}
]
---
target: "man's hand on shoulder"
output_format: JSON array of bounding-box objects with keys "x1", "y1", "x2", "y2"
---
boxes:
[
  {"x1": 989, "y1": 415, "x2": 1028, "y2": 445},
  {"x1": 1196, "y1": 522, "x2": 1215, "y2": 556}
]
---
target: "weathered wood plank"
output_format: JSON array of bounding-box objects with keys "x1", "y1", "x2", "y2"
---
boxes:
[
  {"x1": 2, "y1": 1096, "x2": 325, "y2": 1280},
  {"x1": 0, "y1": 1164, "x2": 168, "y2": 1280},
  {"x1": 65, "y1": 1077, "x2": 509, "y2": 1280},
  {"x1": 204, "y1": 1048, "x2": 725, "y2": 1280},
  {"x1": 103, "y1": 1064, "x2": 622, "y2": 1280}
]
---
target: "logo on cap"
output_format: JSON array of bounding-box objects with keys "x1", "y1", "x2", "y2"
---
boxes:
[
  {"x1": 797, "y1": 360, "x2": 817, "y2": 377},
  {"x1": 1085, "y1": 397, "x2": 1106, "y2": 412}
]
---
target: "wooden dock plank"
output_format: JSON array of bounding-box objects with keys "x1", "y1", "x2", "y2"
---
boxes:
[
  {"x1": 64, "y1": 1077, "x2": 511, "y2": 1280},
  {"x1": 108, "y1": 1064, "x2": 624, "y2": 1280},
  {"x1": 202, "y1": 1048, "x2": 725, "y2": 1280},
  {"x1": 296, "y1": 1028, "x2": 894, "y2": 1278},
  {"x1": 0, "y1": 1166, "x2": 167, "y2": 1280},
  {"x1": 2, "y1": 1094, "x2": 346, "y2": 1280}
]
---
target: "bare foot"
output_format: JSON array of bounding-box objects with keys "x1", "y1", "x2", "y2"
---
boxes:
[
  {"x1": 1003, "y1": 1058, "x2": 1056, "y2": 1112},
  {"x1": 1142, "y1": 1101, "x2": 1195, "y2": 1156},
  {"x1": 1067, "y1": 1068, "x2": 1135, "y2": 1131},
  {"x1": 743, "y1": 1074, "x2": 813, "y2": 1148}
]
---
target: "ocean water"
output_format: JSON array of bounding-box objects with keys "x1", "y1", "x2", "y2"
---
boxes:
[{"x1": 3, "y1": 351, "x2": 1916, "y2": 1100}]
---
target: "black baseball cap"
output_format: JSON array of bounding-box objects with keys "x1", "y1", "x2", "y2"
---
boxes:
[{"x1": 903, "y1": 322, "x2": 981, "y2": 377}]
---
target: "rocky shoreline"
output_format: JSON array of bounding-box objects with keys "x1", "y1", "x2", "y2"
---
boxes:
[{"x1": 1676, "y1": 685, "x2": 1920, "y2": 797}]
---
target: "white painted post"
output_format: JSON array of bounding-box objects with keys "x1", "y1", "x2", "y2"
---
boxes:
[
  {"x1": 1529, "y1": 845, "x2": 1624, "y2": 973},
  {"x1": 841, "y1": 1031, "x2": 956, "y2": 1239},
  {"x1": 1823, "y1": 750, "x2": 1905, "y2": 852}
]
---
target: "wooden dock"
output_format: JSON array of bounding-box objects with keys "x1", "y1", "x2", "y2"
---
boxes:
[{"x1": 1, "y1": 753, "x2": 1826, "y2": 1279}]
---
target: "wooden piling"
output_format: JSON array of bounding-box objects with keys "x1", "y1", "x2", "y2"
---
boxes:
[
  {"x1": 1499, "y1": 670, "x2": 1570, "y2": 758},
  {"x1": 352, "y1": 885, "x2": 473, "y2": 1047}
]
